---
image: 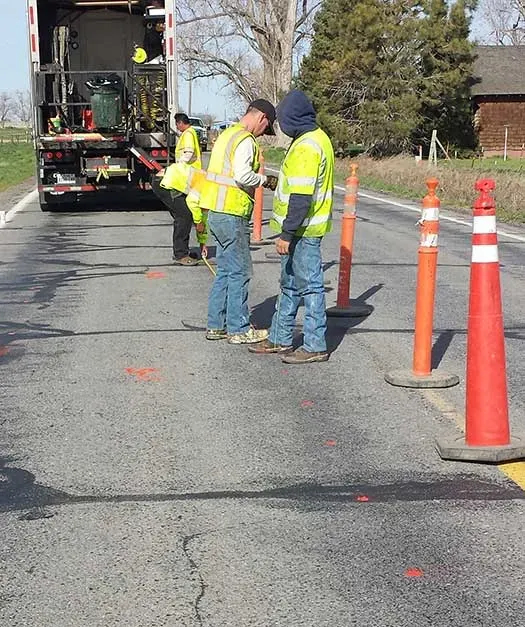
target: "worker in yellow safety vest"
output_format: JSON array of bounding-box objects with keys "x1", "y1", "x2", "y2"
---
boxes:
[
  {"x1": 154, "y1": 113, "x2": 203, "y2": 266},
  {"x1": 200, "y1": 99, "x2": 279, "y2": 345},
  {"x1": 249, "y1": 90, "x2": 334, "y2": 364}
]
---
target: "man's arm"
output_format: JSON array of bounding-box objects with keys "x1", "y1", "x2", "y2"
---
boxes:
[{"x1": 232, "y1": 137, "x2": 266, "y2": 187}]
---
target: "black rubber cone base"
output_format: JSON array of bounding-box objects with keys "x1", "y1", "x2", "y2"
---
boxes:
[
  {"x1": 326, "y1": 301, "x2": 373, "y2": 318},
  {"x1": 436, "y1": 436, "x2": 525, "y2": 463},
  {"x1": 385, "y1": 368, "x2": 459, "y2": 389}
]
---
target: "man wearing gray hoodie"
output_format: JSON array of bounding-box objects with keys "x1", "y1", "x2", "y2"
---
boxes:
[{"x1": 250, "y1": 90, "x2": 335, "y2": 364}]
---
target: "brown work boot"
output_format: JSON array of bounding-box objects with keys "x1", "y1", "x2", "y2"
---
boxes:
[
  {"x1": 248, "y1": 339, "x2": 293, "y2": 354},
  {"x1": 281, "y1": 347, "x2": 329, "y2": 364}
]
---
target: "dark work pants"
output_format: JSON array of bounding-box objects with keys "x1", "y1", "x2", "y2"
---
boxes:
[{"x1": 151, "y1": 178, "x2": 193, "y2": 259}]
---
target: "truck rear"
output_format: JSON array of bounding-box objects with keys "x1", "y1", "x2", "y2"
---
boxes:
[{"x1": 26, "y1": 0, "x2": 179, "y2": 211}]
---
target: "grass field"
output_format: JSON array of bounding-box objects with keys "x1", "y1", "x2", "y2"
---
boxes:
[
  {"x1": 262, "y1": 147, "x2": 525, "y2": 223},
  {"x1": 0, "y1": 143, "x2": 35, "y2": 193}
]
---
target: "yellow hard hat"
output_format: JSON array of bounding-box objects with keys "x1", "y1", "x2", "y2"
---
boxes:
[{"x1": 132, "y1": 47, "x2": 148, "y2": 64}]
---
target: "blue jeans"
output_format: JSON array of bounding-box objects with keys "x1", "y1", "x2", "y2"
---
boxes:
[
  {"x1": 207, "y1": 211, "x2": 253, "y2": 334},
  {"x1": 269, "y1": 237, "x2": 327, "y2": 352}
]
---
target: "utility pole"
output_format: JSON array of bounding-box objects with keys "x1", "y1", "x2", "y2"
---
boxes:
[{"x1": 188, "y1": 60, "x2": 193, "y2": 116}]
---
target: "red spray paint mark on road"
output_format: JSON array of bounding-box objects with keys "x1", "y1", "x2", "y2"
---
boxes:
[
  {"x1": 324, "y1": 439, "x2": 337, "y2": 447},
  {"x1": 404, "y1": 568, "x2": 424, "y2": 578},
  {"x1": 281, "y1": 369, "x2": 289, "y2": 375},
  {"x1": 146, "y1": 271, "x2": 166, "y2": 279},
  {"x1": 0, "y1": 346, "x2": 9, "y2": 357},
  {"x1": 356, "y1": 495, "x2": 369, "y2": 502},
  {"x1": 125, "y1": 367, "x2": 161, "y2": 382},
  {"x1": 301, "y1": 400, "x2": 314, "y2": 408}
]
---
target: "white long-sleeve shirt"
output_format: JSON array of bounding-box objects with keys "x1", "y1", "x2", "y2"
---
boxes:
[{"x1": 232, "y1": 137, "x2": 266, "y2": 190}]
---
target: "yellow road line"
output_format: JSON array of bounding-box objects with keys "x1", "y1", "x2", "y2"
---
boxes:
[{"x1": 422, "y1": 389, "x2": 525, "y2": 492}]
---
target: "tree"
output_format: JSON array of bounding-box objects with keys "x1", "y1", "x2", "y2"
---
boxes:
[
  {"x1": 415, "y1": 0, "x2": 478, "y2": 149},
  {"x1": 476, "y1": 0, "x2": 525, "y2": 44},
  {"x1": 12, "y1": 90, "x2": 31, "y2": 127},
  {"x1": 0, "y1": 91, "x2": 12, "y2": 127},
  {"x1": 299, "y1": 0, "x2": 477, "y2": 154},
  {"x1": 299, "y1": 0, "x2": 423, "y2": 154},
  {"x1": 176, "y1": 0, "x2": 320, "y2": 105}
]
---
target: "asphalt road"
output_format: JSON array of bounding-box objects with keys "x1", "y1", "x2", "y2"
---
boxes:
[{"x1": 0, "y1": 179, "x2": 524, "y2": 626}]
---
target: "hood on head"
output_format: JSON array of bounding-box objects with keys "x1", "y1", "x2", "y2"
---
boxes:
[{"x1": 277, "y1": 90, "x2": 317, "y2": 139}]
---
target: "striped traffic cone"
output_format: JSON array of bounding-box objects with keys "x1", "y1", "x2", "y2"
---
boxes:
[
  {"x1": 327, "y1": 164, "x2": 373, "y2": 317},
  {"x1": 437, "y1": 179, "x2": 525, "y2": 462},
  {"x1": 385, "y1": 179, "x2": 458, "y2": 388}
]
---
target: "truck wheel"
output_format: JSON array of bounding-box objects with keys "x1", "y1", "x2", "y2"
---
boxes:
[
  {"x1": 39, "y1": 192, "x2": 76, "y2": 212},
  {"x1": 40, "y1": 201, "x2": 60, "y2": 212},
  {"x1": 201, "y1": 143, "x2": 207, "y2": 153}
]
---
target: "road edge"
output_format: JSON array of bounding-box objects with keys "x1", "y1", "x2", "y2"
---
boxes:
[{"x1": 0, "y1": 188, "x2": 38, "y2": 230}]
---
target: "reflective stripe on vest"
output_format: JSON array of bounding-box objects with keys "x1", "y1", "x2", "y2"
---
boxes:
[
  {"x1": 270, "y1": 128, "x2": 334, "y2": 238},
  {"x1": 199, "y1": 124, "x2": 260, "y2": 218}
]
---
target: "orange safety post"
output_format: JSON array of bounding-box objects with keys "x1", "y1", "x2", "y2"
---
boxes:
[
  {"x1": 251, "y1": 155, "x2": 273, "y2": 245},
  {"x1": 326, "y1": 164, "x2": 372, "y2": 318},
  {"x1": 437, "y1": 179, "x2": 525, "y2": 462},
  {"x1": 385, "y1": 178, "x2": 458, "y2": 389}
]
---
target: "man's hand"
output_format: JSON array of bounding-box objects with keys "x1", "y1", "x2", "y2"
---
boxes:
[
  {"x1": 263, "y1": 175, "x2": 278, "y2": 191},
  {"x1": 195, "y1": 221, "x2": 205, "y2": 234},
  {"x1": 275, "y1": 237, "x2": 290, "y2": 255}
]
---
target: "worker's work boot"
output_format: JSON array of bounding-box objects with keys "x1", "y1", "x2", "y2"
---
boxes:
[
  {"x1": 228, "y1": 328, "x2": 269, "y2": 345},
  {"x1": 248, "y1": 339, "x2": 293, "y2": 354},
  {"x1": 281, "y1": 347, "x2": 329, "y2": 364},
  {"x1": 205, "y1": 329, "x2": 228, "y2": 341}
]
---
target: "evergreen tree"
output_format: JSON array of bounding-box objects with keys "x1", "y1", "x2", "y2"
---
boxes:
[
  {"x1": 415, "y1": 0, "x2": 478, "y2": 149},
  {"x1": 299, "y1": 0, "x2": 477, "y2": 154}
]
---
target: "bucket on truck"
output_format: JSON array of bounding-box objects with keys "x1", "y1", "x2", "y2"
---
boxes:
[{"x1": 85, "y1": 74, "x2": 123, "y2": 130}]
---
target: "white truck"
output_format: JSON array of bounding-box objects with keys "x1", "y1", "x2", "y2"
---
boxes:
[{"x1": 26, "y1": 0, "x2": 180, "y2": 211}]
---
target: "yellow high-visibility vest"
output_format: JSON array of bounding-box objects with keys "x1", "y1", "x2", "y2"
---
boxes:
[
  {"x1": 199, "y1": 123, "x2": 260, "y2": 219},
  {"x1": 270, "y1": 128, "x2": 334, "y2": 237},
  {"x1": 160, "y1": 126, "x2": 202, "y2": 194}
]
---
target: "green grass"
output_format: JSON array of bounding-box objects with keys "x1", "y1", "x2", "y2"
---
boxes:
[
  {"x1": 0, "y1": 143, "x2": 35, "y2": 192},
  {"x1": 443, "y1": 156, "x2": 525, "y2": 173},
  {"x1": 262, "y1": 146, "x2": 286, "y2": 165},
  {"x1": 263, "y1": 146, "x2": 525, "y2": 223}
]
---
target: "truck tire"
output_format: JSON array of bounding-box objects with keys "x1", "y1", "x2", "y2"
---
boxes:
[
  {"x1": 201, "y1": 143, "x2": 207, "y2": 153},
  {"x1": 39, "y1": 192, "x2": 76, "y2": 212}
]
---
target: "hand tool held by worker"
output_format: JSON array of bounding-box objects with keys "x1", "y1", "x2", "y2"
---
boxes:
[{"x1": 263, "y1": 175, "x2": 278, "y2": 191}]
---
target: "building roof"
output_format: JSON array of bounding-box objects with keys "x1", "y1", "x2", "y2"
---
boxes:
[{"x1": 471, "y1": 46, "x2": 525, "y2": 96}]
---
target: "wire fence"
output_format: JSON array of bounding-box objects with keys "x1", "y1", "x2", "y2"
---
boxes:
[{"x1": 0, "y1": 129, "x2": 32, "y2": 144}]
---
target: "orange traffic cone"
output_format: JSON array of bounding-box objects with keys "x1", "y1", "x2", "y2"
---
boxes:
[
  {"x1": 251, "y1": 155, "x2": 273, "y2": 245},
  {"x1": 327, "y1": 164, "x2": 372, "y2": 317},
  {"x1": 437, "y1": 179, "x2": 525, "y2": 462},
  {"x1": 385, "y1": 178, "x2": 458, "y2": 388}
]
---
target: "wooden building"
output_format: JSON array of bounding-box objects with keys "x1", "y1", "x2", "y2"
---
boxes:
[{"x1": 471, "y1": 46, "x2": 525, "y2": 157}]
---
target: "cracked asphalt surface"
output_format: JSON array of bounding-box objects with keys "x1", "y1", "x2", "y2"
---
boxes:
[{"x1": 0, "y1": 179, "x2": 524, "y2": 626}]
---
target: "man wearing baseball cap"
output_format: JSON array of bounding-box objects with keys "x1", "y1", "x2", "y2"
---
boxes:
[{"x1": 201, "y1": 98, "x2": 279, "y2": 344}]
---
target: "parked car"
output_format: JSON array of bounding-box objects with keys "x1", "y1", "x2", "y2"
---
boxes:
[{"x1": 189, "y1": 117, "x2": 209, "y2": 152}]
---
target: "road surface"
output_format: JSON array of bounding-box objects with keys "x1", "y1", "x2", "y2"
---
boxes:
[{"x1": 0, "y1": 181, "x2": 524, "y2": 626}]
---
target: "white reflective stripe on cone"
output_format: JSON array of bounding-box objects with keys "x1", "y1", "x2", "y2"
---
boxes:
[
  {"x1": 420, "y1": 234, "x2": 438, "y2": 247},
  {"x1": 473, "y1": 215, "x2": 497, "y2": 234},
  {"x1": 472, "y1": 244, "x2": 499, "y2": 263},
  {"x1": 421, "y1": 207, "x2": 439, "y2": 221}
]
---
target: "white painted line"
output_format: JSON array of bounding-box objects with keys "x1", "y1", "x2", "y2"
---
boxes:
[
  {"x1": 266, "y1": 165, "x2": 525, "y2": 243},
  {"x1": 0, "y1": 189, "x2": 38, "y2": 230}
]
